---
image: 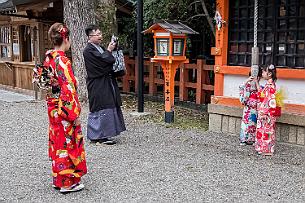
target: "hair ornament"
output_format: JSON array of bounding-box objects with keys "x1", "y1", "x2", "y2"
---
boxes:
[
  {"x1": 59, "y1": 26, "x2": 69, "y2": 39},
  {"x1": 268, "y1": 64, "x2": 275, "y2": 70}
]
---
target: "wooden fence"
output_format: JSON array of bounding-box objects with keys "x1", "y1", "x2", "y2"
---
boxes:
[{"x1": 121, "y1": 57, "x2": 214, "y2": 104}]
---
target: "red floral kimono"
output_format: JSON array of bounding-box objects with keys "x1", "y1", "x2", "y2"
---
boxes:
[
  {"x1": 255, "y1": 80, "x2": 277, "y2": 154},
  {"x1": 44, "y1": 50, "x2": 87, "y2": 188}
]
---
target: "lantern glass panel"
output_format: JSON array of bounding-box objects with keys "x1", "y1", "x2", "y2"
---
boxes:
[
  {"x1": 172, "y1": 39, "x2": 184, "y2": 56},
  {"x1": 156, "y1": 38, "x2": 169, "y2": 56}
]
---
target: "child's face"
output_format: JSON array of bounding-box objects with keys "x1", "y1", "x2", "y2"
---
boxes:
[{"x1": 262, "y1": 70, "x2": 271, "y2": 80}]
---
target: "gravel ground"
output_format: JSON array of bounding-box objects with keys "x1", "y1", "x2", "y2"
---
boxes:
[{"x1": 0, "y1": 97, "x2": 305, "y2": 202}]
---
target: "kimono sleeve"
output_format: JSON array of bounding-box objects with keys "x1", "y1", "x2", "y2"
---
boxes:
[
  {"x1": 266, "y1": 85, "x2": 277, "y2": 117},
  {"x1": 56, "y1": 56, "x2": 81, "y2": 122},
  {"x1": 83, "y1": 47, "x2": 115, "y2": 77},
  {"x1": 103, "y1": 50, "x2": 116, "y2": 64},
  {"x1": 256, "y1": 85, "x2": 264, "y2": 103},
  {"x1": 93, "y1": 49, "x2": 115, "y2": 64},
  {"x1": 239, "y1": 82, "x2": 250, "y2": 105}
]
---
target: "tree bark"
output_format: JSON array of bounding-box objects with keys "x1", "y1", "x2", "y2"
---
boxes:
[{"x1": 63, "y1": 0, "x2": 96, "y2": 102}]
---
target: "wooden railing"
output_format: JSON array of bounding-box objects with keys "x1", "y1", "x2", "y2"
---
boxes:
[
  {"x1": 122, "y1": 57, "x2": 214, "y2": 104},
  {"x1": 0, "y1": 61, "x2": 34, "y2": 91}
]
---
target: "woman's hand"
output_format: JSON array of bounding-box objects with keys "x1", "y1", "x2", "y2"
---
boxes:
[
  {"x1": 74, "y1": 117, "x2": 81, "y2": 126},
  {"x1": 75, "y1": 76, "x2": 79, "y2": 88}
]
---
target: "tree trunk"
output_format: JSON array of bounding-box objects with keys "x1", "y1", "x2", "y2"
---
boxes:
[{"x1": 63, "y1": 0, "x2": 96, "y2": 102}]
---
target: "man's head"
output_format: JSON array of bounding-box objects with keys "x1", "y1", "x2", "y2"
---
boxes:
[{"x1": 85, "y1": 24, "x2": 102, "y2": 45}]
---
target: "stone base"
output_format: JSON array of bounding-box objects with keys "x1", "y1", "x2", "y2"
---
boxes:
[
  {"x1": 165, "y1": 111, "x2": 174, "y2": 123},
  {"x1": 208, "y1": 104, "x2": 305, "y2": 146}
]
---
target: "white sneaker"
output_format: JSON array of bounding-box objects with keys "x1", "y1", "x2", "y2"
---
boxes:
[{"x1": 60, "y1": 183, "x2": 85, "y2": 193}]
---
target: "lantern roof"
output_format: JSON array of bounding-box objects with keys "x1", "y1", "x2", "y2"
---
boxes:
[{"x1": 143, "y1": 20, "x2": 199, "y2": 35}]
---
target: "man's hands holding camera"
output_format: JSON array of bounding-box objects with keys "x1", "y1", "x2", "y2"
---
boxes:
[
  {"x1": 107, "y1": 35, "x2": 118, "y2": 52},
  {"x1": 107, "y1": 42, "x2": 116, "y2": 52}
]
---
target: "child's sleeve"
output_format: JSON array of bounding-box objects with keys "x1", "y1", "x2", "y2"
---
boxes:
[
  {"x1": 266, "y1": 85, "x2": 277, "y2": 117},
  {"x1": 239, "y1": 83, "x2": 250, "y2": 105},
  {"x1": 256, "y1": 85, "x2": 264, "y2": 102}
]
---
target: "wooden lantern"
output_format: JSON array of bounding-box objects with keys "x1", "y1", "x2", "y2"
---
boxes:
[{"x1": 143, "y1": 20, "x2": 198, "y2": 123}]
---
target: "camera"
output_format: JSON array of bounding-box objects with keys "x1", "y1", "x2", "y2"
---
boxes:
[
  {"x1": 111, "y1": 35, "x2": 118, "y2": 44},
  {"x1": 111, "y1": 35, "x2": 118, "y2": 50}
]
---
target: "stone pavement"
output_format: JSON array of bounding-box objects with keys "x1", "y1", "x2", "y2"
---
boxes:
[
  {"x1": 0, "y1": 89, "x2": 34, "y2": 102},
  {"x1": 0, "y1": 90, "x2": 305, "y2": 202}
]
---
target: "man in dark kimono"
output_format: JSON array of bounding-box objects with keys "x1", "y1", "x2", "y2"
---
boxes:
[{"x1": 83, "y1": 24, "x2": 126, "y2": 145}]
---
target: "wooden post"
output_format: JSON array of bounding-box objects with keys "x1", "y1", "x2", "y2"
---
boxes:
[
  {"x1": 169, "y1": 63, "x2": 177, "y2": 109},
  {"x1": 196, "y1": 59, "x2": 203, "y2": 104},
  {"x1": 148, "y1": 61, "x2": 156, "y2": 95},
  {"x1": 9, "y1": 26, "x2": 13, "y2": 61},
  {"x1": 201, "y1": 60, "x2": 208, "y2": 103},
  {"x1": 33, "y1": 26, "x2": 38, "y2": 100},
  {"x1": 122, "y1": 55, "x2": 130, "y2": 92},
  {"x1": 37, "y1": 23, "x2": 44, "y2": 62},
  {"x1": 213, "y1": 0, "x2": 229, "y2": 96},
  {"x1": 162, "y1": 61, "x2": 180, "y2": 123},
  {"x1": 179, "y1": 64, "x2": 188, "y2": 102},
  {"x1": 13, "y1": 65, "x2": 18, "y2": 88}
]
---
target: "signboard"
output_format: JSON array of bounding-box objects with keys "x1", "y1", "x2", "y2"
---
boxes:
[
  {"x1": 157, "y1": 39, "x2": 169, "y2": 56},
  {"x1": 173, "y1": 39, "x2": 184, "y2": 56}
]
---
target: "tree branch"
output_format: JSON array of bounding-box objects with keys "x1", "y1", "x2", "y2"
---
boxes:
[
  {"x1": 187, "y1": 0, "x2": 202, "y2": 9},
  {"x1": 199, "y1": 0, "x2": 215, "y2": 37},
  {"x1": 186, "y1": 14, "x2": 207, "y2": 22}
]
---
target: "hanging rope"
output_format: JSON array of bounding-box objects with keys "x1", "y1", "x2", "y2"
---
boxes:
[
  {"x1": 251, "y1": 0, "x2": 259, "y2": 72},
  {"x1": 254, "y1": 0, "x2": 258, "y2": 47}
]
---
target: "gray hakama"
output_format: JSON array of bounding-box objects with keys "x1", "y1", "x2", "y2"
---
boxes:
[{"x1": 87, "y1": 107, "x2": 126, "y2": 140}]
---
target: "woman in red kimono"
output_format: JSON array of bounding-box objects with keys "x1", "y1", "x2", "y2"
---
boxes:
[
  {"x1": 255, "y1": 64, "x2": 278, "y2": 156},
  {"x1": 44, "y1": 23, "x2": 87, "y2": 193}
]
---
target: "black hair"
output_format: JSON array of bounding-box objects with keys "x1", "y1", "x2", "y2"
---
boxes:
[
  {"x1": 85, "y1": 24, "x2": 100, "y2": 37},
  {"x1": 258, "y1": 66, "x2": 262, "y2": 78},
  {"x1": 262, "y1": 64, "x2": 277, "y2": 82}
]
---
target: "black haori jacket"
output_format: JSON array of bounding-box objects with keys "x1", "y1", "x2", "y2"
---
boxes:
[{"x1": 83, "y1": 43, "x2": 124, "y2": 112}]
